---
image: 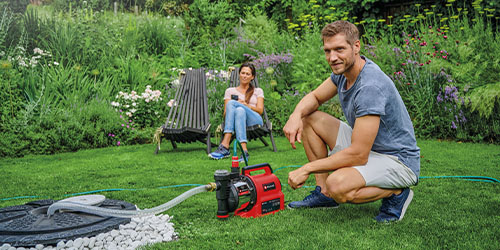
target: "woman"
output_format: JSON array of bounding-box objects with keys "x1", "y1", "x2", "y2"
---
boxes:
[{"x1": 209, "y1": 62, "x2": 264, "y2": 161}]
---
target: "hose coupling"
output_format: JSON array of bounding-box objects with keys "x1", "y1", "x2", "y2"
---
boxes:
[{"x1": 207, "y1": 182, "x2": 217, "y2": 192}]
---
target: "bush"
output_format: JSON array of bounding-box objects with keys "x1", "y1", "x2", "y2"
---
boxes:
[
  {"x1": 184, "y1": 0, "x2": 237, "y2": 44},
  {"x1": 0, "y1": 0, "x2": 30, "y2": 14},
  {"x1": 0, "y1": 100, "x2": 151, "y2": 158}
]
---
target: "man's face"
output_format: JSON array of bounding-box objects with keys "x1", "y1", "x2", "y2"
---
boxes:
[{"x1": 323, "y1": 34, "x2": 359, "y2": 75}]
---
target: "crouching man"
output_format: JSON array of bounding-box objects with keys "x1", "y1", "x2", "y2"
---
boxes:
[{"x1": 283, "y1": 20, "x2": 420, "y2": 222}]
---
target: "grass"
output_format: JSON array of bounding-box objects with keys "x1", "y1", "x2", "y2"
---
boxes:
[{"x1": 1, "y1": 137, "x2": 499, "y2": 249}]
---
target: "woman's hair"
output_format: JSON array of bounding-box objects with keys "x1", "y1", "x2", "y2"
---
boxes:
[{"x1": 239, "y1": 62, "x2": 256, "y2": 104}]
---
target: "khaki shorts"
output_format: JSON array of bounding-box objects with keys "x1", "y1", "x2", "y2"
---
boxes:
[{"x1": 328, "y1": 121, "x2": 418, "y2": 189}]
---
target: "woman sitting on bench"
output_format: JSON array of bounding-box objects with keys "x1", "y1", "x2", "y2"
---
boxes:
[{"x1": 209, "y1": 62, "x2": 264, "y2": 161}]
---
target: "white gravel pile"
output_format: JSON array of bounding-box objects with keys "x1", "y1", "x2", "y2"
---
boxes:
[{"x1": 0, "y1": 214, "x2": 177, "y2": 250}]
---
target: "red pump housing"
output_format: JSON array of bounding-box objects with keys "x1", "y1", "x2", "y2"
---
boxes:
[{"x1": 234, "y1": 163, "x2": 285, "y2": 218}]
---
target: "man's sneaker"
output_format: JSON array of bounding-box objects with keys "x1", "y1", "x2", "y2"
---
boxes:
[
  {"x1": 287, "y1": 186, "x2": 339, "y2": 209},
  {"x1": 239, "y1": 151, "x2": 249, "y2": 163},
  {"x1": 375, "y1": 188, "x2": 414, "y2": 222},
  {"x1": 208, "y1": 145, "x2": 230, "y2": 160}
]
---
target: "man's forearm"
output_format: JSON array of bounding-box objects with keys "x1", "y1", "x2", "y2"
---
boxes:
[
  {"x1": 291, "y1": 93, "x2": 320, "y2": 118},
  {"x1": 303, "y1": 147, "x2": 368, "y2": 174}
]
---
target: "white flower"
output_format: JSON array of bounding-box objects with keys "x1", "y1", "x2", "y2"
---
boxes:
[
  {"x1": 130, "y1": 108, "x2": 137, "y2": 113},
  {"x1": 53, "y1": 61, "x2": 59, "y2": 65},
  {"x1": 33, "y1": 48, "x2": 44, "y2": 54},
  {"x1": 167, "y1": 99, "x2": 177, "y2": 107},
  {"x1": 111, "y1": 101, "x2": 120, "y2": 107},
  {"x1": 172, "y1": 79, "x2": 180, "y2": 87},
  {"x1": 132, "y1": 102, "x2": 137, "y2": 106}
]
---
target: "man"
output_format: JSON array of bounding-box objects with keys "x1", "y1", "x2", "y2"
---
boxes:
[{"x1": 283, "y1": 20, "x2": 420, "y2": 222}]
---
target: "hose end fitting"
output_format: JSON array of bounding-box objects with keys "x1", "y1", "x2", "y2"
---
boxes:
[{"x1": 207, "y1": 182, "x2": 217, "y2": 192}]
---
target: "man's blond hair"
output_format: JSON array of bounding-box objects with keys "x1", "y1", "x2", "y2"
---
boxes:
[{"x1": 321, "y1": 20, "x2": 360, "y2": 46}]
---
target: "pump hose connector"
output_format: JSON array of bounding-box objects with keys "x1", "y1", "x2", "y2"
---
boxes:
[{"x1": 47, "y1": 183, "x2": 216, "y2": 218}]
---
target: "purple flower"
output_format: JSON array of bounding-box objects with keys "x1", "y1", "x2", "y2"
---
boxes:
[
  {"x1": 437, "y1": 92, "x2": 443, "y2": 103},
  {"x1": 451, "y1": 121, "x2": 457, "y2": 129}
]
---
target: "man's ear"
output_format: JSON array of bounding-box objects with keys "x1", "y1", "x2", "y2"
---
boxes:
[{"x1": 353, "y1": 40, "x2": 361, "y2": 55}]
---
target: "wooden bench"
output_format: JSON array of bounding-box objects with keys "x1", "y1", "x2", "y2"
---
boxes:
[{"x1": 155, "y1": 68, "x2": 213, "y2": 154}]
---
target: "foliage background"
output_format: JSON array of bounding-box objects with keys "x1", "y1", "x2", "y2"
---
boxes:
[{"x1": 0, "y1": 0, "x2": 498, "y2": 157}]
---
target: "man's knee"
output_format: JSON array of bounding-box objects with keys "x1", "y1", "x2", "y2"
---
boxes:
[
  {"x1": 326, "y1": 169, "x2": 364, "y2": 203},
  {"x1": 325, "y1": 175, "x2": 351, "y2": 203},
  {"x1": 302, "y1": 111, "x2": 322, "y2": 128}
]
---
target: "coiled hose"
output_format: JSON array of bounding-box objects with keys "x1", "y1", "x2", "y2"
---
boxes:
[{"x1": 47, "y1": 183, "x2": 216, "y2": 218}]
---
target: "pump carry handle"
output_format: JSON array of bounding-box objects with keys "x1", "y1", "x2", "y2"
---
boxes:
[{"x1": 242, "y1": 163, "x2": 273, "y2": 176}]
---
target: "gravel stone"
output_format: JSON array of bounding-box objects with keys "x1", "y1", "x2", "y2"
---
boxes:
[
  {"x1": 72, "y1": 239, "x2": 82, "y2": 249},
  {"x1": 1, "y1": 214, "x2": 176, "y2": 250}
]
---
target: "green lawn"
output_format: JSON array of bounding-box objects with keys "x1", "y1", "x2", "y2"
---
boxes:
[{"x1": 1, "y1": 137, "x2": 499, "y2": 249}]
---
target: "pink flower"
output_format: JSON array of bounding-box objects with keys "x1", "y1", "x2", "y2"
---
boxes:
[
  {"x1": 122, "y1": 124, "x2": 125, "y2": 126},
  {"x1": 117, "y1": 141, "x2": 121, "y2": 146}
]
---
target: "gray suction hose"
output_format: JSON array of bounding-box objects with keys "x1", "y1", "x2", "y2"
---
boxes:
[{"x1": 47, "y1": 183, "x2": 216, "y2": 218}]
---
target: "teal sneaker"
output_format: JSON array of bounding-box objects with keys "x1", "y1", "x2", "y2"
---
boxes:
[
  {"x1": 287, "y1": 186, "x2": 339, "y2": 209},
  {"x1": 208, "y1": 145, "x2": 230, "y2": 160},
  {"x1": 375, "y1": 188, "x2": 414, "y2": 222}
]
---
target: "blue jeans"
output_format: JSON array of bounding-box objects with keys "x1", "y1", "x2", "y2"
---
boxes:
[{"x1": 224, "y1": 100, "x2": 263, "y2": 143}]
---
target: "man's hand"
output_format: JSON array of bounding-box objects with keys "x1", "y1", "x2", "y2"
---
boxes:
[
  {"x1": 288, "y1": 165, "x2": 310, "y2": 190},
  {"x1": 283, "y1": 113, "x2": 303, "y2": 149}
]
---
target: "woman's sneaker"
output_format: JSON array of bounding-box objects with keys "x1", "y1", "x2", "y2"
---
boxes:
[
  {"x1": 239, "y1": 151, "x2": 249, "y2": 163},
  {"x1": 375, "y1": 188, "x2": 414, "y2": 222},
  {"x1": 287, "y1": 186, "x2": 339, "y2": 209},
  {"x1": 208, "y1": 145, "x2": 230, "y2": 160}
]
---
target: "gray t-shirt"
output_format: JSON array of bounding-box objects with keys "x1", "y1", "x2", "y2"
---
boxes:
[{"x1": 330, "y1": 56, "x2": 420, "y2": 177}]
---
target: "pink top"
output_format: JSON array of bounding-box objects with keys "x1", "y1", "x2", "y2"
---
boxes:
[{"x1": 224, "y1": 87, "x2": 264, "y2": 108}]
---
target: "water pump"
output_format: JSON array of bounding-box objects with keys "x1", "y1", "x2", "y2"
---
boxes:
[{"x1": 214, "y1": 156, "x2": 284, "y2": 219}]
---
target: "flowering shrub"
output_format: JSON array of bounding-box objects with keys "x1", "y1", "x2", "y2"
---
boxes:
[
  {"x1": 244, "y1": 49, "x2": 293, "y2": 93},
  {"x1": 437, "y1": 85, "x2": 468, "y2": 130},
  {"x1": 3, "y1": 47, "x2": 59, "y2": 69},
  {"x1": 205, "y1": 69, "x2": 232, "y2": 134},
  {"x1": 111, "y1": 85, "x2": 164, "y2": 129}
]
